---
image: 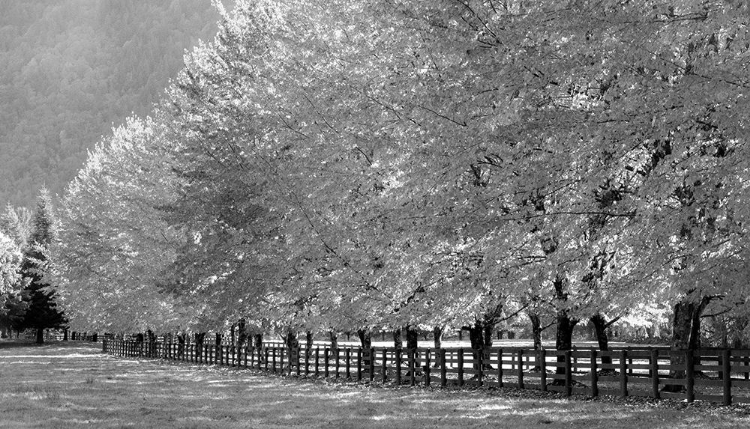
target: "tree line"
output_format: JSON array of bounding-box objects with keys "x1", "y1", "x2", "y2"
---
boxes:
[{"x1": 12, "y1": 0, "x2": 749, "y2": 354}]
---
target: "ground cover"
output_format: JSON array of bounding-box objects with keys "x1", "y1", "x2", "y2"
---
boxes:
[{"x1": 1, "y1": 340, "x2": 749, "y2": 429}]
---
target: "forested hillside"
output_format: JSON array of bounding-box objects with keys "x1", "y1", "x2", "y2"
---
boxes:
[{"x1": 0, "y1": 0, "x2": 224, "y2": 208}]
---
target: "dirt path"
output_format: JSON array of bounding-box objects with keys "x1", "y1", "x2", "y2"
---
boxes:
[{"x1": 0, "y1": 340, "x2": 748, "y2": 428}]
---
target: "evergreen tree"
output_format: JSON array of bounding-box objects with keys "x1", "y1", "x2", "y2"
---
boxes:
[{"x1": 19, "y1": 189, "x2": 66, "y2": 343}]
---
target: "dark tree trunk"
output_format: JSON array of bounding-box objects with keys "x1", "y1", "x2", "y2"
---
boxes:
[
  {"x1": 36, "y1": 328, "x2": 44, "y2": 344},
  {"x1": 195, "y1": 332, "x2": 205, "y2": 360},
  {"x1": 468, "y1": 321, "x2": 484, "y2": 350},
  {"x1": 215, "y1": 332, "x2": 222, "y2": 346},
  {"x1": 177, "y1": 332, "x2": 186, "y2": 358},
  {"x1": 237, "y1": 319, "x2": 247, "y2": 350},
  {"x1": 285, "y1": 331, "x2": 299, "y2": 369},
  {"x1": 393, "y1": 328, "x2": 402, "y2": 349},
  {"x1": 329, "y1": 331, "x2": 338, "y2": 351},
  {"x1": 554, "y1": 311, "x2": 578, "y2": 381},
  {"x1": 357, "y1": 329, "x2": 371, "y2": 349},
  {"x1": 664, "y1": 295, "x2": 710, "y2": 391},
  {"x1": 405, "y1": 326, "x2": 419, "y2": 349},
  {"x1": 529, "y1": 313, "x2": 543, "y2": 351},
  {"x1": 483, "y1": 324, "x2": 494, "y2": 349},
  {"x1": 468, "y1": 321, "x2": 487, "y2": 371},
  {"x1": 63, "y1": 328, "x2": 68, "y2": 341},
  {"x1": 433, "y1": 326, "x2": 443, "y2": 349},
  {"x1": 529, "y1": 312, "x2": 544, "y2": 372},
  {"x1": 306, "y1": 331, "x2": 314, "y2": 350},
  {"x1": 253, "y1": 333, "x2": 263, "y2": 354},
  {"x1": 590, "y1": 314, "x2": 612, "y2": 365},
  {"x1": 230, "y1": 323, "x2": 236, "y2": 346},
  {"x1": 357, "y1": 329, "x2": 371, "y2": 368}
]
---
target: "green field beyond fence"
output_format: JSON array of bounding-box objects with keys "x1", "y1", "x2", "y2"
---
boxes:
[{"x1": 103, "y1": 339, "x2": 750, "y2": 406}]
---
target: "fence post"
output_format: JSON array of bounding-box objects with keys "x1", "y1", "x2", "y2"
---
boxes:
[
  {"x1": 279, "y1": 347, "x2": 285, "y2": 374},
  {"x1": 315, "y1": 347, "x2": 320, "y2": 377},
  {"x1": 382, "y1": 348, "x2": 388, "y2": 384},
  {"x1": 477, "y1": 349, "x2": 484, "y2": 387},
  {"x1": 457, "y1": 348, "x2": 464, "y2": 387},
  {"x1": 565, "y1": 351, "x2": 572, "y2": 397},
  {"x1": 305, "y1": 348, "x2": 310, "y2": 377},
  {"x1": 620, "y1": 350, "x2": 628, "y2": 398},
  {"x1": 517, "y1": 349, "x2": 524, "y2": 389},
  {"x1": 424, "y1": 350, "x2": 431, "y2": 387},
  {"x1": 395, "y1": 349, "x2": 402, "y2": 386},
  {"x1": 723, "y1": 349, "x2": 732, "y2": 406},
  {"x1": 273, "y1": 347, "x2": 278, "y2": 373},
  {"x1": 497, "y1": 348, "x2": 503, "y2": 388},
  {"x1": 356, "y1": 348, "x2": 362, "y2": 381},
  {"x1": 440, "y1": 349, "x2": 447, "y2": 388},
  {"x1": 651, "y1": 349, "x2": 660, "y2": 399},
  {"x1": 409, "y1": 349, "x2": 416, "y2": 386},
  {"x1": 540, "y1": 349, "x2": 547, "y2": 391},
  {"x1": 264, "y1": 347, "x2": 269, "y2": 371},
  {"x1": 686, "y1": 349, "x2": 695, "y2": 403},
  {"x1": 345, "y1": 348, "x2": 351, "y2": 379},
  {"x1": 590, "y1": 349, "x2": 598, "y2": 398},
  {"x1": 336, "y1": 348, "x2": 341, "y2": 378},
  {"x1": 324, "y1": 347, "x2": 330, "y2": 378},
  {"x1": 369, "y1": 348, "x2": 375, "y2": 382}
]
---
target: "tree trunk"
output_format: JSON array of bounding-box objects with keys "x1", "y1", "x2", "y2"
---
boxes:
[
  {"x1": 357, "y1": 329, "x2": 371, "y2": 349},
  {"x1": 36, "y1": 328, "x2": 44, "y2": 344},
  {"x1": 306, "y1": 331, "x2": 314, "y2": 350},
  {"x1": 195, "y1": 332, "x2": 205, "y2": 360},
  {"x1": 483, "y1": 324, "x2": 494, "y2": 349},
  {"x1": 215, "y1": 332, "x2": 222, "y2": 346},
  {"x1": 357, "y1": 329, "x2": 371, "y2": 368},
  {"x1": 529, "y1": 313, "x2": 543, "y2": 351},
  {"x1": 285, "y1": 331, "x2": 299, "y2": 370},
  {"x1": 230, "y1": 323, "x2": 236, "y2": 346},
  {"x1": 63, "y1": 328, "x2": 68, "y2": 341},
  {"x1": 664, "y1": 295, "x2": 710, "y2": 391},
  {"x1": 529, "y1": 312, "x2": 544, "y2": 372},
  {"x1": 405, "y1": 326, "x2": 419, "y2": 350},
  {"x1": 177, "y1": 332, "x2": 186, "y2": 358},
  {"x1": 432, "y1": 326, "x2": 443, "y2": 368},
  {"x1": 393, "y1": 328, "x2": 402, "y2": 349},
  {"x1": 467, "y1": 321, "x2": 486, "y2": 372},
  {"x1": 468, "y1": 321, "x2": 484, "y2": 350},
  {"x1": 237, "y1": 319, "x2": 247, "y2": 350},
  {"x1": 329, "y1": 331, "x2": 338, "y2": 351},
  {"x1": 554, "y1": 311, "x2": 578, "y2": 382},
  {"x1": 590, "y1": 314, "x2": 612, "y2": 365}
]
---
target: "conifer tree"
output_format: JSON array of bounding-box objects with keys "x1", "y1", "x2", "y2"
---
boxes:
[{"x1": 19, "y1": 189, "x2": 67, "y2": 344}]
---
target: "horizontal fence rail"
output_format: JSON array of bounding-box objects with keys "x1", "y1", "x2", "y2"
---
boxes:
[{"x1": 102, "y1": 340, "x2": 750, "y2": 406}]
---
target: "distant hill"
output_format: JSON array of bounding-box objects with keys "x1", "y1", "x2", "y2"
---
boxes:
[{"x1": 0, "y1": 0, "x2": 225, "y2": 208}]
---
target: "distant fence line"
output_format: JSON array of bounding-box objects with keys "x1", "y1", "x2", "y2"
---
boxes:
[{"x1": 102, "y1": 339, "x2": 750, "y2": 406}]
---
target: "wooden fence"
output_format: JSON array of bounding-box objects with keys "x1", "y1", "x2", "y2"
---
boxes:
[{"x1": 102, "y1": 339, "x2": 750, "y2": 406}]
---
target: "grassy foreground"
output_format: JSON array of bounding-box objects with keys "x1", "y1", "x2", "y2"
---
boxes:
[{"x1": 1, "y1": 341, "x2": 749, "y2": 428}]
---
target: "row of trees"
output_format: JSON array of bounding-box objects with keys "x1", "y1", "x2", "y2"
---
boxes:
[
  {"x1": 1, "y1": 193, "x2": 67, "y2": 343},
  {"x1": 53, "y1": 0, "x2": 750, "y2": 356}
]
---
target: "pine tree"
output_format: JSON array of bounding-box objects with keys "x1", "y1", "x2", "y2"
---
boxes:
[{"x1": 19, "y1": 189, "x2": 67, "y2": 344}]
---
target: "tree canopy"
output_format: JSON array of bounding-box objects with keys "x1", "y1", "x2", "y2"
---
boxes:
[{"x1": 49, "y1": 0, "x2": 750, "y2": 350}]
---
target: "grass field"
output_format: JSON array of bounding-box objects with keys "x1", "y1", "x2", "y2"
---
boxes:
[{"x1": 1, "y1": 340, "x2": 749, "y2": 428}]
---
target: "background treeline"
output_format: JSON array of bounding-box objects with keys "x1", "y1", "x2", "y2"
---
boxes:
[{"x1": 0, "y1": 0, "x2": 225, "y2": 208}]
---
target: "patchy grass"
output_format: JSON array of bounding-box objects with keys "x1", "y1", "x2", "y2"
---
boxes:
[{"x1": 1, "y1": 340, "x2": 749, "y2": 428}]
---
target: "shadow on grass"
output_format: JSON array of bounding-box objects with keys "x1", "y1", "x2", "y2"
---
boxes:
[{"x1": 0, "y1": 339, "x2": 100, "y2": 350}]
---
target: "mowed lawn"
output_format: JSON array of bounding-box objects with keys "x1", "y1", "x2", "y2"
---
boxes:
[{"x1": 1, "y1": 341, "x2": 750, "y2": 429}]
